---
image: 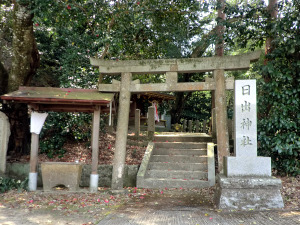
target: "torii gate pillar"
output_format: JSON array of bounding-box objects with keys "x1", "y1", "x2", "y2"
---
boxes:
[
  {"x1": 111, "y1": 72, "x2": 132, "y2": 190},
  {"x1": 214, "y1": 69, "x2": 230, "y2": 172}
]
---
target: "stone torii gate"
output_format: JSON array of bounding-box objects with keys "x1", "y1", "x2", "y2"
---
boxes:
[{"x1": 91, "y1": 51, "x2": 261, "y2": 190}]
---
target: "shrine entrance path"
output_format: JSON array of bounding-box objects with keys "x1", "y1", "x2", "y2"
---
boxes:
[{"x1": 98, "y1": 188, "x2": 300, "y2": 225}]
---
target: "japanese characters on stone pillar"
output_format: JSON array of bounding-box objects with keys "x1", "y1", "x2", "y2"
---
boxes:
[
  {"x1": 224, "y1": 80, "x2": 271, "y2": 176},
  {"x1": 235, "y1": 80, "x2": 257, "y2": 158}
]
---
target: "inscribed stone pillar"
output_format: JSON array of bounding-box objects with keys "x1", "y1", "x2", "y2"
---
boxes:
[
  {"x1": 202, "y1": 120, "x2": 207, "y2": 133},
  {"x1": 0, "y1": 112, "x2": 10, "y2": 174},
  {"x1": 111, "y1": 72, "x2": 132, "y2": 190},
  {"x1": 214, "y1": 69, "x2": 229, "y2": 173},
  {"x1": 215, "y1": 80, "x2": 283, "y2": 210},
  {"x1": 195, "y1": 120, "x2": 200, "y2": 133},
  {"x1": 147, "y1": 106, "x2": 155, "y2": 140},
  {"x1": 224, "y1": 80, "x2": 271, "y2": 176},
  {"x1": 188, "y1": 120, "x2": 193, "y2": 133},
  {"x1": 135, "y1": 109, "x2": 140, "y2": 139},
  {"x1": 165, "y1": 115, "x2": 172, "y2": 131},
  {"x1": 183, "y1": 119, "x2": 187, "y2": 132}
]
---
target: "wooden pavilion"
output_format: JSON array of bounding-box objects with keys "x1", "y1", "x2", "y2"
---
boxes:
[{"x1": 1, "y1": 86, "x2": 114, "y2": 192}]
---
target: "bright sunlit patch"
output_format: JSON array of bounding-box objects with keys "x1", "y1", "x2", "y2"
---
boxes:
[{"x1": 280, "y1": 211, "x2": 300, "y2": 217}]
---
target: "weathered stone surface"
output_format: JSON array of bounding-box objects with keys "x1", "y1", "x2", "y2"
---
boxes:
[
  {"x1": 216, "y1": 80, "x2": 283, "y2": 210},
  {"x1": 215, "y1": 175, "x2": 284, "y2": 210},
  {"x1": 90, "y1": 51, "x2": 261, "y2": 74},
  {"x1": 224, "y1": 156, "x2": 271, "y2": 177},
  {"x1": 224, "y1": 80, "x2": 271, "y2": 177},
  {"x1": 0, "y1": 112, "x2": 10, "y2": 174},
  {"x1": 195, "y1": 120, "x2": 200, "y2": 133},
  {"x1": 188, "y1": 120, "x2": 193, "y2": 132},
  {"x1": 135, "y1": 109, "x2": 140, "y2": 138},
  {"x1": 112, "y1": 72, "x2": 132, "y2": 190},
  {"x1": 41, "y1": 162, "x2": 83, "y2": 191},
  {"x1": 6, "y1": 163, "x2": 138, "y2": 188},
  {"x1": 147, "y1": 106, "x2": 155, "y2": 140},
  {"x1": 183, "y1": 119, "x2": 187, "y2": 132},
  {"x1": 164, "y1": 115, "x2": 171, "y2": 131},
  {"x1": 214, "y1": 69, "x2": 229, "y2": 173},
  {"x1": 211, "y1": 108, "x2": 216, "y2": 138},
  {"x1": 202, "y1": 120, "x2": 207, "y2": 133}
]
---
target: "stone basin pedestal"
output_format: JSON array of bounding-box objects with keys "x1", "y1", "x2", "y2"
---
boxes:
[{"x1": 41, "y1": 162, "x2": 83, "y2": 191}]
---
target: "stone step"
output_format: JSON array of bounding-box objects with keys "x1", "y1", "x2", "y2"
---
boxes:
[
  {"x1": 151, "y1": 155, "x2": 207, "y2": 163},
  {"x1": 153, "y1": 148, "x2": 207, "y2": 156},
  {"x1": 146, "y1": 170, "x2": 208, "y2": 180},
  {"x1": 155, "y1": 142, "x2": 207, "y2": 149},
  {"x1": 138, "y1": 178, "x2": 210, "y2": 189},
  {"x1": 148, "y1": 162, "x2": 208, "y2": 171},
  {"x1": 154, "y1": 135, "x2": 212, "y2": 143}
]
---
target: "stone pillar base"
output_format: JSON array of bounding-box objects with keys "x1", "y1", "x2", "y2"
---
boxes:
[
  {"x1": 214, "y1": 174, "x2": 284, "y2": 210},
  {"x1": 28, "y1": 172, "x2": 38, "y2": 191},
  {"x1": 90, "y1": 174, "x2": 99, "y2": 193}
]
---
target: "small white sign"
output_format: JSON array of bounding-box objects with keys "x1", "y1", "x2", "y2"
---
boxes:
[{"x1": 30, "y1": 112, "x2": 48, "y2": 134}]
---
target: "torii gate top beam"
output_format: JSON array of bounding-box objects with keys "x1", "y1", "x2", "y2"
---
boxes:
[{"x1": 90, "y1": 51, "x2": 261, "y2": 75}]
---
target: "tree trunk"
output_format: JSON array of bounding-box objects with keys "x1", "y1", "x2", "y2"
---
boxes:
[
  {"x1": 9, "y1": 2, "x2": 39, "y2": 92},
  {"x1": 264, "y1": 0, "x2": 278, "y2": 80},
  {"x1": 0, "y1": 61, "x2": 9, "y2": 95},
  {"x1": 215, "y1": 0, "x2": 225, "y2": 57},
  {"x1": 3, "y1": 2, "x2": 40, "y2": 156}
]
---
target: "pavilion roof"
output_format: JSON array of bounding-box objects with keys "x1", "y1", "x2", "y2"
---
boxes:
[{"x1": 1, "y1": 86, "x2": 114, "y2": 113}]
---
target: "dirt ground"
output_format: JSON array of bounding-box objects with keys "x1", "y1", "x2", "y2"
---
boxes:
[
  {"x1": 13, "y1": 132, "x2": 146, "y2": 165},
  {"x1": 1, "y1": 176, "x2": 299, "y2": 225}
]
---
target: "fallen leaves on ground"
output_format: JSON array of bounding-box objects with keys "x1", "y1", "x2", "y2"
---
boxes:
[{"x1": 16, "y1": 132, "x2": 146, "y2": 165}]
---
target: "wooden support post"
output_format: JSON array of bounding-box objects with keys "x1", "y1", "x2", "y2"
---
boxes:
[
  {"x1": 90, "y1": 107, "x2": 101, "y2": 192},
  {"x1": 91, "y1": 107, "x2": 100, "y2": 174},
  {"x1": 30, "y1": 133, "x2": 39, "y2": 173},
  {"x1": 135, "y1": 109, "x2": 140, "y2": 139},
  {"x1": 29, "y1": 133, "x2": 39, "y2": 191},
  {"x1": 214, "y1": 69, "x2": 229, "y2": 173},
  {"x1": 111, "y1": 72, "x2": 132, "y2": 190}
]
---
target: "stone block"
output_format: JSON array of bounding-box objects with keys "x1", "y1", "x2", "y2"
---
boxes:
[
  {"x1": 188, "y1": 120, "x2": 193, "y2": 132},
  {"x1": 147, "y1": 106, "x2": 155, "y2": 140},
  {"x1": 41, "y1": 162, "x2": 83, "y2": 191},
  {"x1": 135, "y1": 109, "x2": 140, "y2": 138},
  {"x1": 164, "y1": 115, "x2": 171, "y2": 131},
  {"x1": 215, "y1": 174, "x2": 284, "y2": 210},
  {"x1": 224, "y1": 156, "x2": 271, "y2": 177}
]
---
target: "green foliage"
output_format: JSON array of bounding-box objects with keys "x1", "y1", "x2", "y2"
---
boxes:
[
  {"x1": 39, "y1": 111, "x2": 108, "y2": 158},
  {"x1": 40, "y1": 112, "x2": 92, "y2": 158},
  {"x1": 225, "y1": 0, "x2": 300, "y2": 175},
  {"x1": 181, "y1": 91, "x2": 211, "y2": 121},
  {"x1": 0, "y1": 177, "x2": 28, "y2": 193}
]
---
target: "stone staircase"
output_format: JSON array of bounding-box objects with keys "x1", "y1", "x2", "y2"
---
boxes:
[{"x1": 137, "y1": 141, "x2": 215, "y2": 189}]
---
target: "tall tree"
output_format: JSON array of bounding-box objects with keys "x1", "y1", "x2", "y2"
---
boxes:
[{"x1": 1, "y1": 1, "x2": 39, "y2": 155}]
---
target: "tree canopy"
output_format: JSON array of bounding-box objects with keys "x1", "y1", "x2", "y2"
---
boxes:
[{"x1": 0, "y1": 0, "x2": 299, "y2": 175}]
